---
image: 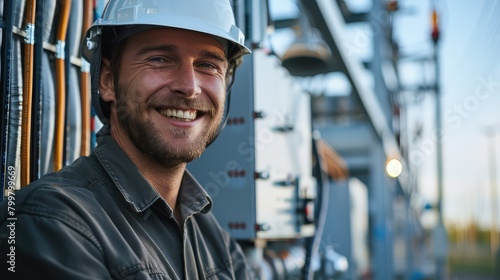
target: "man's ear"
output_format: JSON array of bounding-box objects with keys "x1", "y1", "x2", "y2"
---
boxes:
[{"x1": 99, "y1": 57, "x2": 115, "y2": 102}]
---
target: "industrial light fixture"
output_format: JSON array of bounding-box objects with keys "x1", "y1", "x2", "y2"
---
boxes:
[{"x1": 280, "y1": 9, "x2": 332, "y2": 77}]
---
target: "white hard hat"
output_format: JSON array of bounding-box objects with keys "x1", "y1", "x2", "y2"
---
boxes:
[
  {"x1": 82, "y1": 0, "x2": 250, "y2": 61},
  {"x1": 82, "y1": 0, "x2": 251, "y2": 124}
]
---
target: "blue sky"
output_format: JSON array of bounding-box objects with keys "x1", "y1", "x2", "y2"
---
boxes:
[
  {"x1": 270, "y1": 0, "x2": 500, "y2": 229},
  {"x1": 333, "y1": 0, "x2": 500, "y2": 229},
  {"x1": 394, "y1": 0, "x2": 500, "y2": 229},
  {"x1": 441, "y1": 0, "x2": 500, "y2": 229}
]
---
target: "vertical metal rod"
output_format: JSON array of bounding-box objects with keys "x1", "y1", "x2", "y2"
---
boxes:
[
  {"x1": 434, "y1": 42, "x2": 446, "y2": 280},
  {"x1": 434, "y1": 37, "x2": 447, "y2": 280},
  {"x1": 434, "y1": 41, "x2": 443, "y2": 224},
  {"x1": 432, "y1": 2, "x2": 448, "y2": 278},
  {"x1": 486, "y1": 128, "x2": 499, "y2": 258}
]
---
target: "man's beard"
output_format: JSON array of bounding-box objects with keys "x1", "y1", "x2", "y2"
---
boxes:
[{"x1": 114, "y1": 86, "x2": 224, "y2": 168}]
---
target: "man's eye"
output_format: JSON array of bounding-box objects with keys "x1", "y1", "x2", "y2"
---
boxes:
[
  {"x1": 149, "y1": 57, "x2": 166, "y2": 63},
  {"x1": 199, "y1": 62, "x2": 217, "y2": 69}
]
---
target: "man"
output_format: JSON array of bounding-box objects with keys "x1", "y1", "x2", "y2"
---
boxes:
[{"x1": 0, "y1": 0, "x2": 253, "y2": 279}]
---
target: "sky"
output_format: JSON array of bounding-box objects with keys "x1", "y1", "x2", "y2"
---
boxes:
[
  {"x1": 392, "y1": 0, "x2": 500, "y2": 229},
  {"x1": 269, "y1": 0, "x2": 500, "y2": 229},
  {"x1": 327, "y1": 0, "x2": 500, "y2": 229}
]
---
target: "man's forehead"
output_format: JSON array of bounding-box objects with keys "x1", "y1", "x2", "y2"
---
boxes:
[{"x1": 119, "y1": 26, "x2": 228, "y2": 56}]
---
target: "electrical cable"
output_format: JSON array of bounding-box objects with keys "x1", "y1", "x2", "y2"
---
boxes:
[
  {"x1": 1, "y1": 0, "x2": 16, "y2": 201},
  {"x1": 3, "y1": 0, "x2": 26, "y2": 196},
  {"x1": 303, "y1": 131, "x2": 331, "y2": 280},
  {"x1": 29, "y1": 0, "x2": 44, "y2": 181},
  {"x1": 53, "y1": 0, "x2": 71, "y2": 171},
  {"x1": 80, "y1": 0, "x2": 93, "y2": 156},
  {"x1": 38, "y1": 0, "x2": 56, "y2": 176},
  {"x1": 20, "y1": 0, "x2": 36, "y2": 187},
  {"x1": 64, "y1": 0, "x2": 82, "y2": 165}
]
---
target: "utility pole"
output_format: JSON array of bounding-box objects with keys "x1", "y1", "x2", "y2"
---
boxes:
[
  {"x1": 430, "y1": 2, "x2": 448, "y2": 279},
  {"x1": 432, "y1": 1, "x2": 443, "y2": 229}
]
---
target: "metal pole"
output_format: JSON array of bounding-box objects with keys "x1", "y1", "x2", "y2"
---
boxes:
[
  {"x1": 486, "y1": 128, "x2": 499, "y2": 258},
  {"x1": 432, "y1": 3, "x2": 448, "y2": 279},
  {"x1": 434, "y1": 34, "x2": 443, "y2": 228},
  {"x1": 433, "y1": 39, "x2": 447, "y2": 280}
]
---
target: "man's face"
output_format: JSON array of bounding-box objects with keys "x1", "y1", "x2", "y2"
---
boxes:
[{"x1": 102, "y1": 28, "x2": 228, "y2": 167}]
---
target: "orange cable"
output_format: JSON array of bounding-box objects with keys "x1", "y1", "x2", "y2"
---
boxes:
[
  {"x1": 80, "y1": 0, "x2": 93, "y2": 156},
  {"x1": 53, "y1": 0, "x2": 72, "y2": 171},
  {"x1": 21, "y1": 0, "x2": 37, "y2": 187}
]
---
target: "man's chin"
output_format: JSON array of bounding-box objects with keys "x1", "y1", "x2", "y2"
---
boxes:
[{"x1": 151, "y1": 144, "x2": 206, "y2": 167}]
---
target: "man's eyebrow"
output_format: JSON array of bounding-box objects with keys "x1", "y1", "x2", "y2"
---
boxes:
[
  {"x1": 201, "y1": 50, "x2": 228, "y2": 65},
  {"x1": 136, "y1": 45, "x2": 176, "y2": 56},
  {"x1": 136, "y1": 44, "x2": 227, "y2": 64}
]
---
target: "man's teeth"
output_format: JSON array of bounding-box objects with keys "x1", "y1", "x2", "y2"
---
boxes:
[{"x1": 159, "y1": 109, "x2": 197, "y2": 121}]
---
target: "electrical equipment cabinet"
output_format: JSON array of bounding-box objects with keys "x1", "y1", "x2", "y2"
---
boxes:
[{"x1": 188, "y1": 49, "x2": 316, "y2": 240}]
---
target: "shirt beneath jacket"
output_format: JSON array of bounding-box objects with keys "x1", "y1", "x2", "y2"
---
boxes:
[{"x1": 0, "y1": 129, "x2": 253, "y2": 280}]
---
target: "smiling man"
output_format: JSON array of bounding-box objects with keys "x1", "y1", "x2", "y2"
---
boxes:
[
  {"x1": 0, "y1": 0, "x2": 253, "y2": 279},
  {"x1": 101, "y1": 28, "x2": 230, "y2": 215}
]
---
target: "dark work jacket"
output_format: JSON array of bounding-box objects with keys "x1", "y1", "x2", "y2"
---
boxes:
[{"x1": 0, "y1": 130, "x2": 253, "y2": 279}]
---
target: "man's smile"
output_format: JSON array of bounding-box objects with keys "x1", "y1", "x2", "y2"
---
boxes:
[{"x1": 157, "y1": 108, "x2": 198, "y2": 122}]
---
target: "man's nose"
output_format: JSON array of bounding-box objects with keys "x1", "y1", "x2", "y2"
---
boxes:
[{"x1": 170, "y1": 63, "x2": 202, "y2": 98}]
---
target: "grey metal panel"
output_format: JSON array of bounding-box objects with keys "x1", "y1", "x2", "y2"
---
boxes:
[
  {"x1": 252, "y1": 50, "x2": 315, "y2": 239},
  {"x1": 322, "y1": 180, "x2": 355, "y2": 280}
]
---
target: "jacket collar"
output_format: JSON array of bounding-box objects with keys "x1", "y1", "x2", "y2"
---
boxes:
[{"x1": 93, "y1": 126, "x2": 212, "y2": 215}]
